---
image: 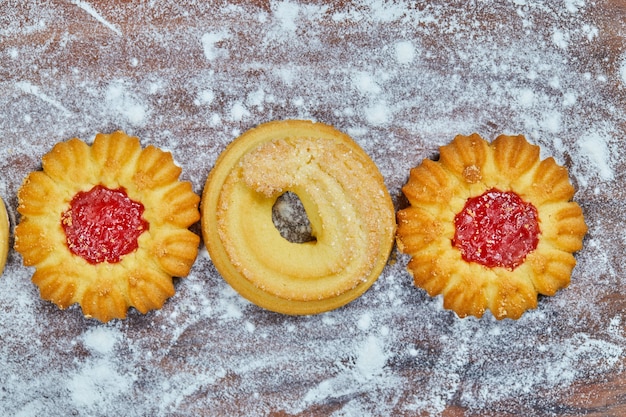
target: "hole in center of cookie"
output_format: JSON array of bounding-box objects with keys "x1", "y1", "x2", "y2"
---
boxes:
[{"x1": 272, "y1": 192, "x2": 315, "y2": 244}]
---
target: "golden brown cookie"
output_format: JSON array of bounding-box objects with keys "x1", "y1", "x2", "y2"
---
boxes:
[
  {"x1": 202, "y1": 120, "x2": 396, "y2": 315},
  {"x1": 397, "y1": 133, "x2": 587, "y2": 319},
  {"x1": 0, "y1": 196, "x2": 9, "y2": 276},
  {"x1": 15, "y1": 131, "x2": 200, "y2": 322}
]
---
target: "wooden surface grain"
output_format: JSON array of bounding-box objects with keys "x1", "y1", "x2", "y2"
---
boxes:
[{"x1": 1, "y1": 1, "x2": 625, "y2": 416}]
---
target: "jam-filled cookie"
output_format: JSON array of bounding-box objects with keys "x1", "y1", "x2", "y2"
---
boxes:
[
  {"x1": 0, "y1": 196, "x2": 9, "y2": 276},
  {"x1": 397, "y1": 133, "x2": 587, "y2": 319},
  {"x1": 15, "y1": 131, "x2": 200, "y2": 322}
]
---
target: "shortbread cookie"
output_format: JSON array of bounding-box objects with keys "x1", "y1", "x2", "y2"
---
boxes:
[
  {"x1": 397, "y1": 133, "x2": 587, "y2": 319},
  {"x1": 202, "y1": 120, "x2": 396, "y2": 315},
  {"x1": 0, "y1": 197, "x2": 9, "y2": 276},
  {"x1": 15, "y1": 131, "x2": 200, "y2": 322}
]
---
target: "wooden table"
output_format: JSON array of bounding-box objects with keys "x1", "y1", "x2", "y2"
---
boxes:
[{"x1": 1, "y1": 1, "x2": 625, "y2": 416}]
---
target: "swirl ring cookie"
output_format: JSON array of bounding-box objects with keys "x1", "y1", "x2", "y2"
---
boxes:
[
  {"x1": 15, "y1": 131, "x2": 201, "y2": 322},
  {"x1": 202, "y1": 120, "x2": 396, "y2": 315},
  {"x1": 397, "y1": 133, "x2": 587, "y2": 320}
]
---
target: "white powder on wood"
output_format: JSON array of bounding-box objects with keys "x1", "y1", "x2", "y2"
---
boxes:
[{"x1": 0, "y1": 0, "x2": 624, "y2": 416}]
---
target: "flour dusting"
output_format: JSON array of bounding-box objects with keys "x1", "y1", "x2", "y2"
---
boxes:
[
  {"x1": 620, "y1": 52, "x2": 626, "y2": 86},
  {"x1": 82, "y1": 327, "x2": 122, "y2": 355},
  {"x1": 578, "y1": 132, "x2": 615, "y2": 181},
  {"x1": 71, "y1": 0, "x2": 122, "y2": 36},
  {"x1": 201, "y1": 32, "x2": 230, "y2": 61},
  {"x1": 0, "y1": 0, "x2": 624, "y2": 416},
  {"x1": 394, "y1": 40, "x2": 417, "y2": 65},
  {"x1": 105, "y1": 81, "x2": 148, "y2": 127}
]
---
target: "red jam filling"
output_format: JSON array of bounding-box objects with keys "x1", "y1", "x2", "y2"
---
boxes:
[
  {"x1": 452, "y1": 188, "x2": 540, "y2": 270},
  {"x1": 61, "y1": 185, "x2": 149, "y2": 264}
]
